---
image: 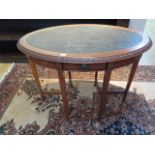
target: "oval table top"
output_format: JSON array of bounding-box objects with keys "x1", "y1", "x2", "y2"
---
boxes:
[{"x1": 17, "y1": 24, "x2": 152, "y2": 64}]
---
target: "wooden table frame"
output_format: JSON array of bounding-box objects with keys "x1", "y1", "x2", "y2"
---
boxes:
[
  {"x1": 17, "y1": 24, "x2": 152, "y2": 120},
  {"x1": 28, "y1": 55, "x2": 141, "y2": 120}
]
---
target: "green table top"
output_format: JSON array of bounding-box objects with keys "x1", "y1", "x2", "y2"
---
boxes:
[
  {"x1": 26, "y1": 25, "x2": 143, "y2": 54},
  {"x1": 17, "y1": 24, "x2": 151, "y2": 64}
]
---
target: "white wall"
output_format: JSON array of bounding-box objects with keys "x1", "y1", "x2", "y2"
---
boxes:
[{"x1": 129, "y1": 19, "x2": 147, "y2": 32}]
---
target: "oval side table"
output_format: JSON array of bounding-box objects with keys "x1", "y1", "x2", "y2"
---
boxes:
[{"x1": 17, "y1": 24, "x2": 152, "y2": 120}]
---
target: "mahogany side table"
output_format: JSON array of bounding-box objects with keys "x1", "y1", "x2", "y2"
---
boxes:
[{"x1": 17, "y1": 24, "x2": 152, "y2": 120}]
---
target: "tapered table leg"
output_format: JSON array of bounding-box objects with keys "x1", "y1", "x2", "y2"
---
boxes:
[
  {"x1": 28, "y1": 57, "x2": 44, "y2": 97},
  {"x1": 98, "y1": 63, "x2": 113, "y2": 119},
  {"x1": 122, "y1": 56, "x2": 141, "y2": 103},
  {"x1": 68, "y1": 71, "x2": 73, "y2": 87},
  {"x1": 58, "y1": 70, "x2": 69, "y2": 120},
  {"x1": 94, "y1": 71, "x2": 98, "y2": 86}
]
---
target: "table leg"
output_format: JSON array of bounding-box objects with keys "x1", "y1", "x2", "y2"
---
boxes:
[
  {"x1": 58, "y1": 70, "x2": 69, "y2": 120},
  {"x1": 28, "y1": 57, "x2": 44, "y2": 97},
  {"x1": 94, "y1": 71, "x2": 98, "y2": 86},
  {"x1": 122, "y1": 56, "x2": 141, "y2": 103},
  {"x1": 68, "y1": 71, "x2": 73, "y2": 87},
  {"x1": 98, "y1": 63, "x2": 113, "y2": 119}
]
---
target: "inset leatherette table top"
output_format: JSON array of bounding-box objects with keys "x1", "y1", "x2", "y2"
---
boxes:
[{"x1": 17, "y1": 24, "x2": 152, "y2": 64}]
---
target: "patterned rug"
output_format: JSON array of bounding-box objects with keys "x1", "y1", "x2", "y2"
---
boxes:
[{"x1": 0, "y1": 63, "x2": 155, "y2": 135}]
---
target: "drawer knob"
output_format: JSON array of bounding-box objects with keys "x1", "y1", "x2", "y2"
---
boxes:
[{"x1": 81, "y1": 64, "x2": 88, "y2": 70}]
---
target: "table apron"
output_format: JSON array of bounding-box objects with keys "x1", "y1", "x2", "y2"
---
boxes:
[{"x1": 28, "y1": 55, "x2": 142, "y2": 72}]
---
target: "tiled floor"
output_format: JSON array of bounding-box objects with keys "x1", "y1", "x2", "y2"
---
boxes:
[
  {"x1": 140, "y1": 19, "x2": 155, "y2": 66},
  {"x1": 0, "y1": 63, "x2": 14, "y2": 82}
]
